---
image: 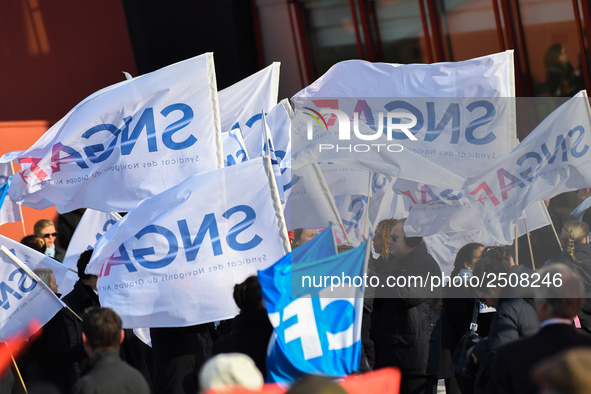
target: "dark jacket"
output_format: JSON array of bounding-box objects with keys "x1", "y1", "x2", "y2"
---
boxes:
[
  {"x1": 150, "y1": 323, "x2": 213, "y2": 394},
  {"x1": 213, "y1": 309, "x2": 273, "y2": 379},
  {"x1": 21, "y1": 307, "x2": 87, "y2": 393},
  {"x1": 492, "y1": 323, "x2": 591, "y2": 394},
  {"x1": 71, "y1": 349, "x2": 150, "y2": 394},
  {"x1": 372, "y1": 243, "x2": 442, "y2": 376},
  {"x1": 62, "y1": 281, "x2": 100, "y2": 317},
  {"x1": 53, "y1": 245, "x2": 66, "y2": 263},
  {"x1": 546, "y1": 243, "x2": 591, "y2": 334},
  {"x1": 472, "y1": 297, "x2": 540, "y2": 394}
]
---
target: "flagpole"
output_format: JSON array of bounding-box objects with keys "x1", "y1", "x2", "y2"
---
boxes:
[
  {"x1": 550, "y1": 220, "x2": 563, "y2": 252},
  {"x1": 363, "y1": 173, "x2": 372, "y2": 241},
  {"x1": 0, "y1": 246, "x2": 82, "y2": 322},
  {"x1": 261, "y1": 156, "x2": 291, "y2": 254},
  {"x1": 4, "y1": 342, "x2": 27, "y2": 393},
  {"x1": 523, "y1": 218, "x2": 536, "y2": 270},
  {"x1": 9, "y1": 162, "x2": 26, "y2": 238}
]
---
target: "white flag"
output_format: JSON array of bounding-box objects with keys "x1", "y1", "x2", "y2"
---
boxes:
[
  {"x1": 5, "y1": 53, "x2": 224, "y2": 213},
  {"x1": 464, "y1": 91, "x2": 591, "y2": 244},
  {"x1": 60, "y1": 209, "x2": 121, "y2": 297},
  {"x1": 0, "y1": 164, "x2": 22, "y2": 226},
  {"x1": 0, "y1": 235, "x2": 69, "y2": 289},
  {"x1": 0, "y1": 248, "x2": 65, "y2": 340},
  {"x1": 219, "y1": 62, "x2": 280, "y2": 135},
  {"x1": 222, "y1": 128, "x2": 250, "y2": 167},
  {"x1": 293, "y1": 51, "x2": 517, "y2": 177},
  {"x1": 284, "y1": 163, "x2": 343, "y2": 231},
  {"x1": 86, "y1": 157, "x2": 289, "y2": 328}
]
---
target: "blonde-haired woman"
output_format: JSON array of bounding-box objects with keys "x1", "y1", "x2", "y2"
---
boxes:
[{"x1": 546, "y1": 220, "x2": 591, "y2": 333}]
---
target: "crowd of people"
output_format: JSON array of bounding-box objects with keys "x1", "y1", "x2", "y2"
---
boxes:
[{"x1": 3, "y1": 189, "x2": 591, "y2": 394}]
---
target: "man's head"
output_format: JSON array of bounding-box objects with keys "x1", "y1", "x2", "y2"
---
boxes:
[
  {"x1": 77, "y1": 249, "x2": 99, "y2": 290},
  {"x1": 534, "y1": 264, "x2": 585, "y2": 322},
  {"x1": 82, "y1": 307, "x2": 124, "y2": 357},
  {"x1": 387, "y1": 218, "x2": 422, "y2": 258}
]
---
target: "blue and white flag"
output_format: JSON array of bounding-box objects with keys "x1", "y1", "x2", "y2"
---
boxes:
[
  {"x1": 464, "y1": 91, "x2": 591, "y2": 244},
  {"x1": 291, "y1": 225, "x2": 337, "y2": 262},
  {"x1": 258, "y1": 240, "x2": 370, "y2": 382},
  {"x1": 0, "y1": 247, "x2": 65, "y2": 340},
  {"x1": 0, "y1": 164, "x2": 21, "y2": 226},
  {"x1": 4, "y1": 53, "x2": 224, "y2": 213},
  {"x1": 219, "y1": 62, "x2": 280, "y2": 135},
  {"x1": 86, "y1": 157, "x2": 290, "y2": 328},
  {"x1": 0, "y1": 234, "x2": 69, "y2": 289},
  {"x1": 60, "y1": 209, "x2": 121, "y2": 297}
]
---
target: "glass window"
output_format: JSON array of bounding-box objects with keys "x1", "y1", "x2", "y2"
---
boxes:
[
  {"x1": 299, "y1": 0, "x2": 362, "y2": 78},
  {"x1": 518, "y1": 0, "x2": 584, "y2": 96},
  {"x1": 371, "y1": 0, "x2": 429, "y2": 64},
  {"x1": 439, "y1": 0, "x2": 502, "y2": 61}
]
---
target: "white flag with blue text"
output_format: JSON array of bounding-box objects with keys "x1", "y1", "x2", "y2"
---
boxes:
[
  {"x1": 86, "y1": 157, "x2": 290, "y2": 328},
  {"x1": 0, "y1": 234, "x2": 69, "y2": 289},
  {"x1": 284, "y1": 163, "x2": 343, "y2": 231},
  {"x1": 0, "y1": 248, "x2": 65, "y2": 340},
  {"x1": 0, "y1": 164, "x2": 21, "y2": 226},
  {"x1": 222, "y1": 128, "x2": 249, "y2": 167},
  {"x1": 4, "y1": 53, "x2": 224, "y2": 213},
  {"x1": 219, "y1": 62, "x2": 280, "y2": 135},
  {"x1": 60, "y1": 209, "x2": 121, "y2": 297},
  {"x1": 464, "y1": 91, "x2": 591, "y2": 245}
]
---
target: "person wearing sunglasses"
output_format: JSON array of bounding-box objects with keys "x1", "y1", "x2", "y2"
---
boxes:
[{"x1": 34, "y1": 219, "x2": 66, "y2": 262}]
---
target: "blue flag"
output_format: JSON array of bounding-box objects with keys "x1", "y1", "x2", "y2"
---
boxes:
[
  {"x1": 258, "y1": 240, "x2": 369, "y2": 383},
  {"x1": 292, "y1": 226, "x2": 337, "y2": 263}
]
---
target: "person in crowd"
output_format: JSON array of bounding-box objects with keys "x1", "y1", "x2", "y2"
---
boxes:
[
  {"x1": 533, "y1": 347, "x2": 591, "y2": 394},
  {"x1": 571, "y1": 188, "x2": 591, "y2": 230},
  {"x1": 545, "y1": 220, "x2": 591, "y2": 333},
  {"x1": 62, "y1": 249, "x2": 99, "y2": 314},
  {"x1": 212, "y1": 276, "x2": 273, "y2": 379},
  {"x1": 198, "y1": 353, "x2": 263, "y2": 393},
  {"x1": 62, "y1": 249, "x2": 153, "y2": 388},
  {"x1": 366, "y1": 218, "x2": 397, "y2": 372},
  {"x1": 150, "y1": 322, "x2": 214, "y2": 393},
  {"x1": 71, "y1": 307, "x2": 149, "y2": 394},
  {"x1": 19, "y1": 268, "x2": 86, "y2": 393},
  {"x1": 492, "y1": 264, "x2": 591, "y2": 394},
  {"x1": 442, "y1": 243, "x2": 486, "y2": 394},
  {"x1": 20, "y1": 235, "x2": 46, "y2": 254},
  {"x1": 468, "y1": 254, "x2": 540, "y2": 394},
  {"x1": 33, "y1": 219, "x2": 65, "y2": 262},
  {"x1": 372, "y1": 218, "x2": 441, "y2": 394},
  {"x1": 545, "y1": 43, "x2": 580, "y2": 97},
  {"x1": 291, "y1": 228, "x2": 318, "y2": 248}
]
